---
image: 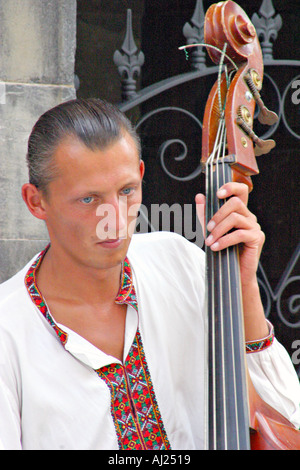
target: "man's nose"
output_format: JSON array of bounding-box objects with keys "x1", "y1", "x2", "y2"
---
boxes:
[
  {"x1": 95, "y1": 195, "x2": 127, "y2": 239},
  {"x1": 114, "y1": 195, "x2": 127, "y2": 234}
]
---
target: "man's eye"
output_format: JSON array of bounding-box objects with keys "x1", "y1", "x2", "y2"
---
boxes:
[
  {"x1": 122, "y1": 188, "x2": 133, "y2": 195},
  {"x1": 80, "y1": 196, "x2": 94, "y2": 204}
]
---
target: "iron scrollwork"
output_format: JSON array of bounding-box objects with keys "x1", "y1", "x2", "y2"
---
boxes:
[
  {"x1": 136, "y1": 106, "x2": 203, "y2": 182},
  {"x1": 258, "y1": 243, "x2": 300, "y2": 329}
]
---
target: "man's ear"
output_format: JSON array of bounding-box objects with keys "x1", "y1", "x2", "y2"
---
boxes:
[
  {"x1": 21, "y1": 183, "x2": 47, "y2": 220},
  {"x1": 139, "y1": 159, "x2": 145, "y2": 179}
]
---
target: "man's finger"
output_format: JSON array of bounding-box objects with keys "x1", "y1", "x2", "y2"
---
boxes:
[{"x1": 195, "y1": 193, "x2": 206, "y2": 236}]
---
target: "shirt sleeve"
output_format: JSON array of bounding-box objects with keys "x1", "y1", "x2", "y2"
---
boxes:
[
  {"x1": 246, "y1": 336, "x2": 300, "y2": 429},
  {"x1": 0, "y1": 333, "x2": 22, "y2": 450},
  {"x1": 0, "y1": 374, "x2": 22, "y2": 449}
]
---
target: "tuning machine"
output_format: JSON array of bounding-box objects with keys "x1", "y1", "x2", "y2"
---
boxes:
[
  {"x1": 244, "y1": 69, "x2": 278, "y2": 126},
  {"x1": 236, "y1": 105, "x2": 276, "y2": 156}
]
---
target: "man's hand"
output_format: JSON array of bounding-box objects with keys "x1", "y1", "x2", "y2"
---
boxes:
[{"x1": 195, "y1": 182, "x2": 265, "y2": 286}]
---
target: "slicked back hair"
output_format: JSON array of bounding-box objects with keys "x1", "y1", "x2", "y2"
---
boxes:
[{"x1": 26, "y1": 98, "x2": 141, "y2": 193}]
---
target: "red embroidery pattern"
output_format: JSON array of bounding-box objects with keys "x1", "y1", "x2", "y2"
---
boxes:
[
  {"x1": 115, "y1": 257, "x2": 138, "y2": 309},
  {"x1": 24, "y1": 246, "x2": 68, "y2": 345},
  {"x1": 246, "y1": 321, "x2": 274, "y2": 353},
  {"x1": 97, "y1": 330, "x2": 170, "y2": 450},
  {"x1": 24, "y1": 248, "x2": 170, "y2": 450},
  {"x1": 245, "y1": 334, "x2": 274, "y2": 353}
]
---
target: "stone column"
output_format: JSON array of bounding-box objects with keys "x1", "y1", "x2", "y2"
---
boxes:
[{"x1": 0, "y1": 0, "x2": 76, "y2": 282}]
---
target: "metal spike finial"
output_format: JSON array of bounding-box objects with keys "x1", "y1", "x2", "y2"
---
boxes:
[
  {"x1": 182, "y1": 0, "x2": 206, "y2": 70},
  {"x1": 251, "y1": 0, "x2": 282, "y2": 60},
  {"x1": 259, "y1": 0, "x2": 276, "y2": 18},
  {"x1": 113, "y1": 9, "x2": 145, "y2": 101}
]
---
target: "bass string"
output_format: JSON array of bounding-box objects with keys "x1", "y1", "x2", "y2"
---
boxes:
[
  {"x1": 207, "y1": 117, "x2": 241, "y2": 448},
  {"x1": 215, "y1": 117, "x2": 226, "y2": 446},
  {"x1": 205, "y1": 44, "x2": 242, "y2": 446},
  {"x1": 206, "y1": 114, "x2": 226, "y2": 448},
  {"x1": 204, "y1": 42, "x2": 226, "y2": 448},
  {"x1": 216, "y1": 118, "x2": 239, "y2": 448},
  {"x1": 206, "y1": 117, "x2": 221, "y2": 447},
  {"x1": 219, "y1": 123, "x2": 241, "y2": 448}
]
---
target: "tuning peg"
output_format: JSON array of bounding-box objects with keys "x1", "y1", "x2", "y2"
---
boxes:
[
  {"x1": 244, "y1": 70, "x2": 279, "y2": 126},
  {"x1": 236, "y1": 113, "x2": 276, "y2": 156},
  {"x1": 253, "y1": 137, "x2": 276, "y2": 156},
  {"x1": 256, "y1": 100, "x2": 279, "y2": 126},
  {"x1": 258, "y1": 110, "x2": 278, "y2": 126}
]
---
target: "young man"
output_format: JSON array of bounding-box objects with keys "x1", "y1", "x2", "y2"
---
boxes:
[{"x1": 0, "y1": 98, "x2": 299, "y2": 450}]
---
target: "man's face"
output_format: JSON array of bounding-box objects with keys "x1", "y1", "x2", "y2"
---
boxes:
[{"x1": 40, "y1": 132, "x2": 144, "y2": 271}]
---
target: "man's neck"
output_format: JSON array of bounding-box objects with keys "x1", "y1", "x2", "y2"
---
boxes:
[{"x1": 36, "y1": 245, "x2": 123, "y2": 306}]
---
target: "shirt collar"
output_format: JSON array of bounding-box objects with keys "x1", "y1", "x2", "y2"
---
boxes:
[
  {"x1": 24, "y1": 246, "x2": 138, "y2": 347},
  {"x1": 115, "y1": 257, "x2": 138, "y2": 310}
]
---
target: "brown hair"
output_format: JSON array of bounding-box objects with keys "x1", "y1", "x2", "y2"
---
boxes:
[{"x1": 26, "y1": 98, "x2": 141, "y2": 192}]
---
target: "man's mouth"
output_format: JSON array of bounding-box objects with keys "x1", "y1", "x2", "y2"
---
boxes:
[{"x1": 96, "y1": 238, "x2": 125, "y2": 249}]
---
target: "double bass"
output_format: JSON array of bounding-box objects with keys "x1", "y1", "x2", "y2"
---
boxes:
[{"x1": 193, "y1": 1, "x2": 300, "y2": 450}]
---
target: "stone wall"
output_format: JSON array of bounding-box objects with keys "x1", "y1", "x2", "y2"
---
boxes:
[{"x1": 0, "y1": 0, "x2": 77, "y2": 282}]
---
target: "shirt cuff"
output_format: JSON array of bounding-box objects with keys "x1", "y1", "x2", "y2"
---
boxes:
[{"x1": 245, "y1": 320, "x2": 275, "y2": 354}]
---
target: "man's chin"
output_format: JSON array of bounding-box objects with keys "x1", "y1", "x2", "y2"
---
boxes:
[{"x1": 88, "y1": 237, "x2": 131, "y2": 268}]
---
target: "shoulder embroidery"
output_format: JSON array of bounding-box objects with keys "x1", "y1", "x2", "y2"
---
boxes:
[{"x1": 24, "y1": 246, "x2": 68, "y2": 345}]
